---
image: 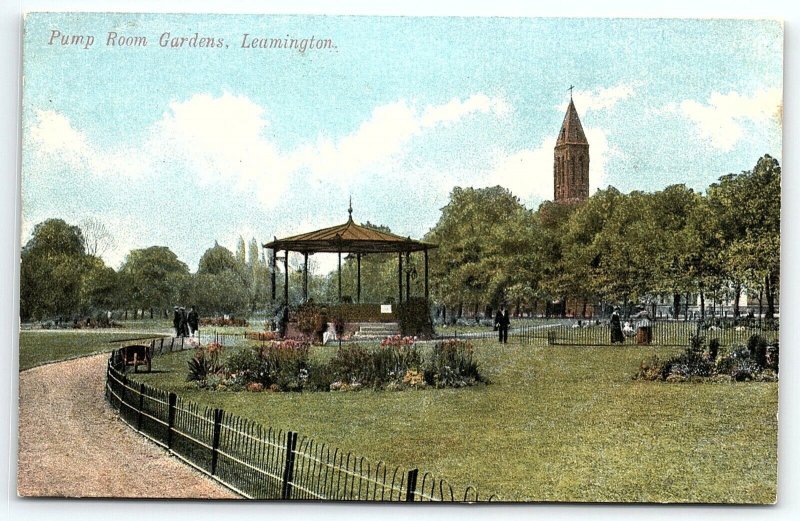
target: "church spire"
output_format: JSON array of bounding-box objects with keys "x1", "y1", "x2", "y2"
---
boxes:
[
  {"x1": 556, "y1": 98, "x2": 588, "y2": 146},
  {"x1": 553, "y1": 92, "x2": 590, "y2": 203}
]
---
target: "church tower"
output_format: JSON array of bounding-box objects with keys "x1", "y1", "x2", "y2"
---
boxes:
[{"x1": 553, "y1": 96, "x2": 590, "y2": 203}]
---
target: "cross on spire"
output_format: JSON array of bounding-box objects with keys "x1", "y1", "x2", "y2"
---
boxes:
[{"x1": 568, "y1": 85, "x2": 574, "y2": 99}]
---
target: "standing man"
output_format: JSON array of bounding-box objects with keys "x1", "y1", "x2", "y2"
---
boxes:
[
  {"x1": 180, "y1": 307, "x2": 190, "y2": 337},
  {"x1": 610, "y1": 307, "x2": 625, "y2": 344},
  {"x1": 172, "y1": 306, "x2": 181, "y2": 337},
  {"x1": 187, "y1": 306, "x2": 199, "y2": 337},
  {"x1": 495, "y1": 306, "x2": 510, "y2": 344}
]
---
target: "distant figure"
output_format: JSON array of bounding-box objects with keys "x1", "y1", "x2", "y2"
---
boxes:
[
  {"x1": 622, "y1": 321, "x2": 635, "y2": 337},
  {"x1": 610, "y1": 307, "x2": 624, "y2": 344},
  {"x1": 634, "y1": 307, "x2": 653, "y2": 344},
  {"x1": 180, "y1": 307, "x2": 190, "y2": 337},
  {"x1": 279, "y1": 305, "x2": 289, "y2": 338},
  {"x1": 187, "y1": 306, "x2": 199, "y2": 337},
  {"x1": 494, "y1": 306, "x2": 510, "y2": 344},
  {"x1": 172, "y1": 306, "x2": 181, "y2": 336}
]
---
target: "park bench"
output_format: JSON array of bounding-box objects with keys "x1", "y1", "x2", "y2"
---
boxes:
[{"x1": 120, "y1": 344, "x2": 152, "y2": 373}]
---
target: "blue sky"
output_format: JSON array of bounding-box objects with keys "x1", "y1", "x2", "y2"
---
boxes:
[{"x1": 21, "y1": 13, "x2": 782, "y2": 272}]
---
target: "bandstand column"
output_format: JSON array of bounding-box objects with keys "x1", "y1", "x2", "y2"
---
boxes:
[
  {"x1": 283, "y1": 250, "x2": 289, "y2": 306},
  {"x1": 303, "y1": 252, "x2": 309, "y2": 302},
  {"x1": 357, "y1": 254, "x2": 362, "y2": 304},
  {"x1": 398, "y1": 252, "x2": 403, "y2": 304},
  {"x1": 424, "y1": 247, "x2": 429, "y2": 301}
]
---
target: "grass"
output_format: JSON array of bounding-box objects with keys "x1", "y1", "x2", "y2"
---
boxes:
[
  {"x1": 129, "y1": 338, "x2": 778, "y2": 503},
  {"x1": 18, "y1": 330, "x2": 168, "y2": 371}
]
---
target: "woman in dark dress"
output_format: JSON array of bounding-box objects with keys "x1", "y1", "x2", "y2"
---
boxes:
[{"x1": 610, "y1": 307, "x2": 625, "y2": 344}]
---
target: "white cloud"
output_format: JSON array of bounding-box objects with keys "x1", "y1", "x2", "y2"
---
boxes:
[
  {"x1": 304, "y1": 93, "x2": 510, "y2": 185},
  {"x1": 154, "y1": 93, "x2": 300, "y2": 207},
  {"x1": 662, "y1": 88, "x2": 782, "y2": 151},
  {"x1": 29, "y1": 110, "x2": 93, "y2": 169},
  {"x1": 559, "y1": 83, "x2": 636, "y2": 116},
  {"x1": 29, "y1": 110, "x2": 147, "y2": 179}
]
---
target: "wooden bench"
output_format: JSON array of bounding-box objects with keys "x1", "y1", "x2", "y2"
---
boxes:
[{"x1": 120, "y1": 344, "x2": 152, "y2": 373}]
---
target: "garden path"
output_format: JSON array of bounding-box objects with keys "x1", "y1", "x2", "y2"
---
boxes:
[{"x1": 16, "y1": 353, "x2": 239, "y2": 499}]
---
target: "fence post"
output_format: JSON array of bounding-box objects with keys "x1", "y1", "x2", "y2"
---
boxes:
[
  {"x1": 210, "y1": 409, "x2": 223, "y2": 476},
  {"x1": 281, "y1": 431, "x2": 298, "y2": 500},
  {"x1": 159, "y1": 337, "x2": 164, "y2": 355},
  {"x1": 405, "y1": 468, "x2": 419, "y2": 502},
  {"x1": 121, "y1": 373, "x2": 127, "y2": 407},
  {"x1": 166, "y1": 392, "x2": 177, "y2": 450},
  {"x1": 136, "y1": 383, "x2": 145, "y2": 431}
]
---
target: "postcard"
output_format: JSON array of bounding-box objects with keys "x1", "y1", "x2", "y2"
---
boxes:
[{"x1": 17, "y1": 12, "x2": 781, "y2": 504}]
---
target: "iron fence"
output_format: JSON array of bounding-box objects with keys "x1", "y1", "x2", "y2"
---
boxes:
[
  {"x1": 105, "y1": 342, "x2": 496, "y2": 501},
  {"x1": 515, "y1": 320, "x2": 779, "y2": 347}
]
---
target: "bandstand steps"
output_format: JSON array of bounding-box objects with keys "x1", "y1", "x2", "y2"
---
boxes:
[{"x1": 354, "y1": 322, "x2": 400, "y2": 338}]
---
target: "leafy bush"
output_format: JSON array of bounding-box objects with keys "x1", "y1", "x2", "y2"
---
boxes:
[
  {"x1": 256, "y1": 340, "x2": 310, "y2": 391},
  {"x1": 187, "y1": 342, "x2": 224, "y2": 381},
  {"x1": 425, "y1": 339, "x2": 482, "y2": 388},
  {"x1": 294, "y1": 302, "x2": 328, "y2": 339},
  {"x1": 708, "y1": 338, "x2": 720, "y2": 362},
  {"x1": 636, "y1": 334, "x2": 779, "y2": 383},
  {"x1": 329, "y1": 344, "x2": 375, "y2": 386},
  {"x1": 397, "y1": 298, "x2": 435, "y2": 338},
  {"x1": 225, "y1": 346, "x2": 262, "y2": 385}
]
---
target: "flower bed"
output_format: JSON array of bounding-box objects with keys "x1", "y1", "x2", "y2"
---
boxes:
[
  {"x1": 635, "y1": 334, "x2": 778, "y2": 383},
  {"x1": 187, "y1": 336, "x2": 484, "y2": 392}
]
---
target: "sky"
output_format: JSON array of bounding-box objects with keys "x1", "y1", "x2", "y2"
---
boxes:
[{"x1": 20, "y1": 13, "x2": 783, "y2": 273}]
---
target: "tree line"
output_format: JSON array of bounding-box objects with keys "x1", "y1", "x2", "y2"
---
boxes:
[
  {"x1": 424, "y1": 154, "x2": 780, "y2": 320},
  {"x1": 20, "y1": 154, "x2": 779, "y2": 323},
  {"x1": 20, "y1": 228, "x2": 273, "y2": 321}
]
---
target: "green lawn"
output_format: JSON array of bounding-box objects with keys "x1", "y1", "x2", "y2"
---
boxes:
[
  {"x1": 129, "y1": 338, "x2": 778, "y2": 503},
  {"x1": 18, "y1": 330, "x2": 167, "y2": 371}
]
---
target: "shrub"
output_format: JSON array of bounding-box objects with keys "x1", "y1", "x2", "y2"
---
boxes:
[
  {"x1": 330, "y1": 344, "x2": 375, "y2": 386},
  {"x1": 425, "y1": 339, "x2": 482, "y2": 388},
  {"x1": 187, "y1": 342, "x2": 224, "y2": 381},
  {"x1": 225, "y1": 346, "x2": 262, "y2": 384},
  {"x1": 397, "y1": 298, "x2": 435, "y2": 338},
  {"x1": 635, "y1": 355, "x2": 663, "y2": 381},
  {"x1": 377, "y1": 336, "x2": 422, "y2": 381},
  {"x1": 256, "y1": 340, "x2": 310, "y2": 391},
  {"x1": 294, "y1": 302, "x2": 328, "y2": 339},
  {"x1": 708, "y1": 338, "x2": 720, "y2": 361},
  {"x1": 767, "y1": 340, "x2": 779, "y2": 373},
  {"x1": 664, "y1": 348, "x2": 713, "y2": 378}
]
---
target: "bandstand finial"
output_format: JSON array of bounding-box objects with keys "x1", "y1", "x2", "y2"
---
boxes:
[{"x1": 348, "y1": 196, "x2": 353, "y2": 219}]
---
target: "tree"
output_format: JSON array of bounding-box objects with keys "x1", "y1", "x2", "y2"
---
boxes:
[
  {"x1": 707, "y1": 154, "x2": 780, "y2": 319},
  {"x1": 198, "y1": 242, "x2": 240, "y2": 276},
  {"x1": 80, "y1": 255, "x2": 119, "y2": 314},
  {"x1": 119, "y1": 246, "x2": 190, "y2": 317},
  {"x1": 427, "y1": 186, "x2": 534, "y2": 318},
  {"x1": 20, "y1": 218, "x2": 87, "y2": 320},
  {"x1": 80, "y1": 217, "x2": 116, "y2": 258}
]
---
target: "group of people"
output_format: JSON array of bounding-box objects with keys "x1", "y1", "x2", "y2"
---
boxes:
[
  {"x1": 173, "y1": 306, "x2": 199, "y2": 337},
  {"x1": 610, "y1": 306, "x2": 652, "y2": 344}
]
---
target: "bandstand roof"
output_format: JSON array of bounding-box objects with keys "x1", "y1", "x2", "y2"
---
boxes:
[{"x1": 263, "y1": 208, "x2": 438, "y2": 254}]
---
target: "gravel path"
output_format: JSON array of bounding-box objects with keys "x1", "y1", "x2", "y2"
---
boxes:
[{"x1": 17, "y1": 353, "x2": 239, "y2": 499}]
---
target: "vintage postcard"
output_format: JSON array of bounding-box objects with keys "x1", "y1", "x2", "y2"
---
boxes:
[{"x1": 17, "y1": 12, "x2": 781, "y2": 504}]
